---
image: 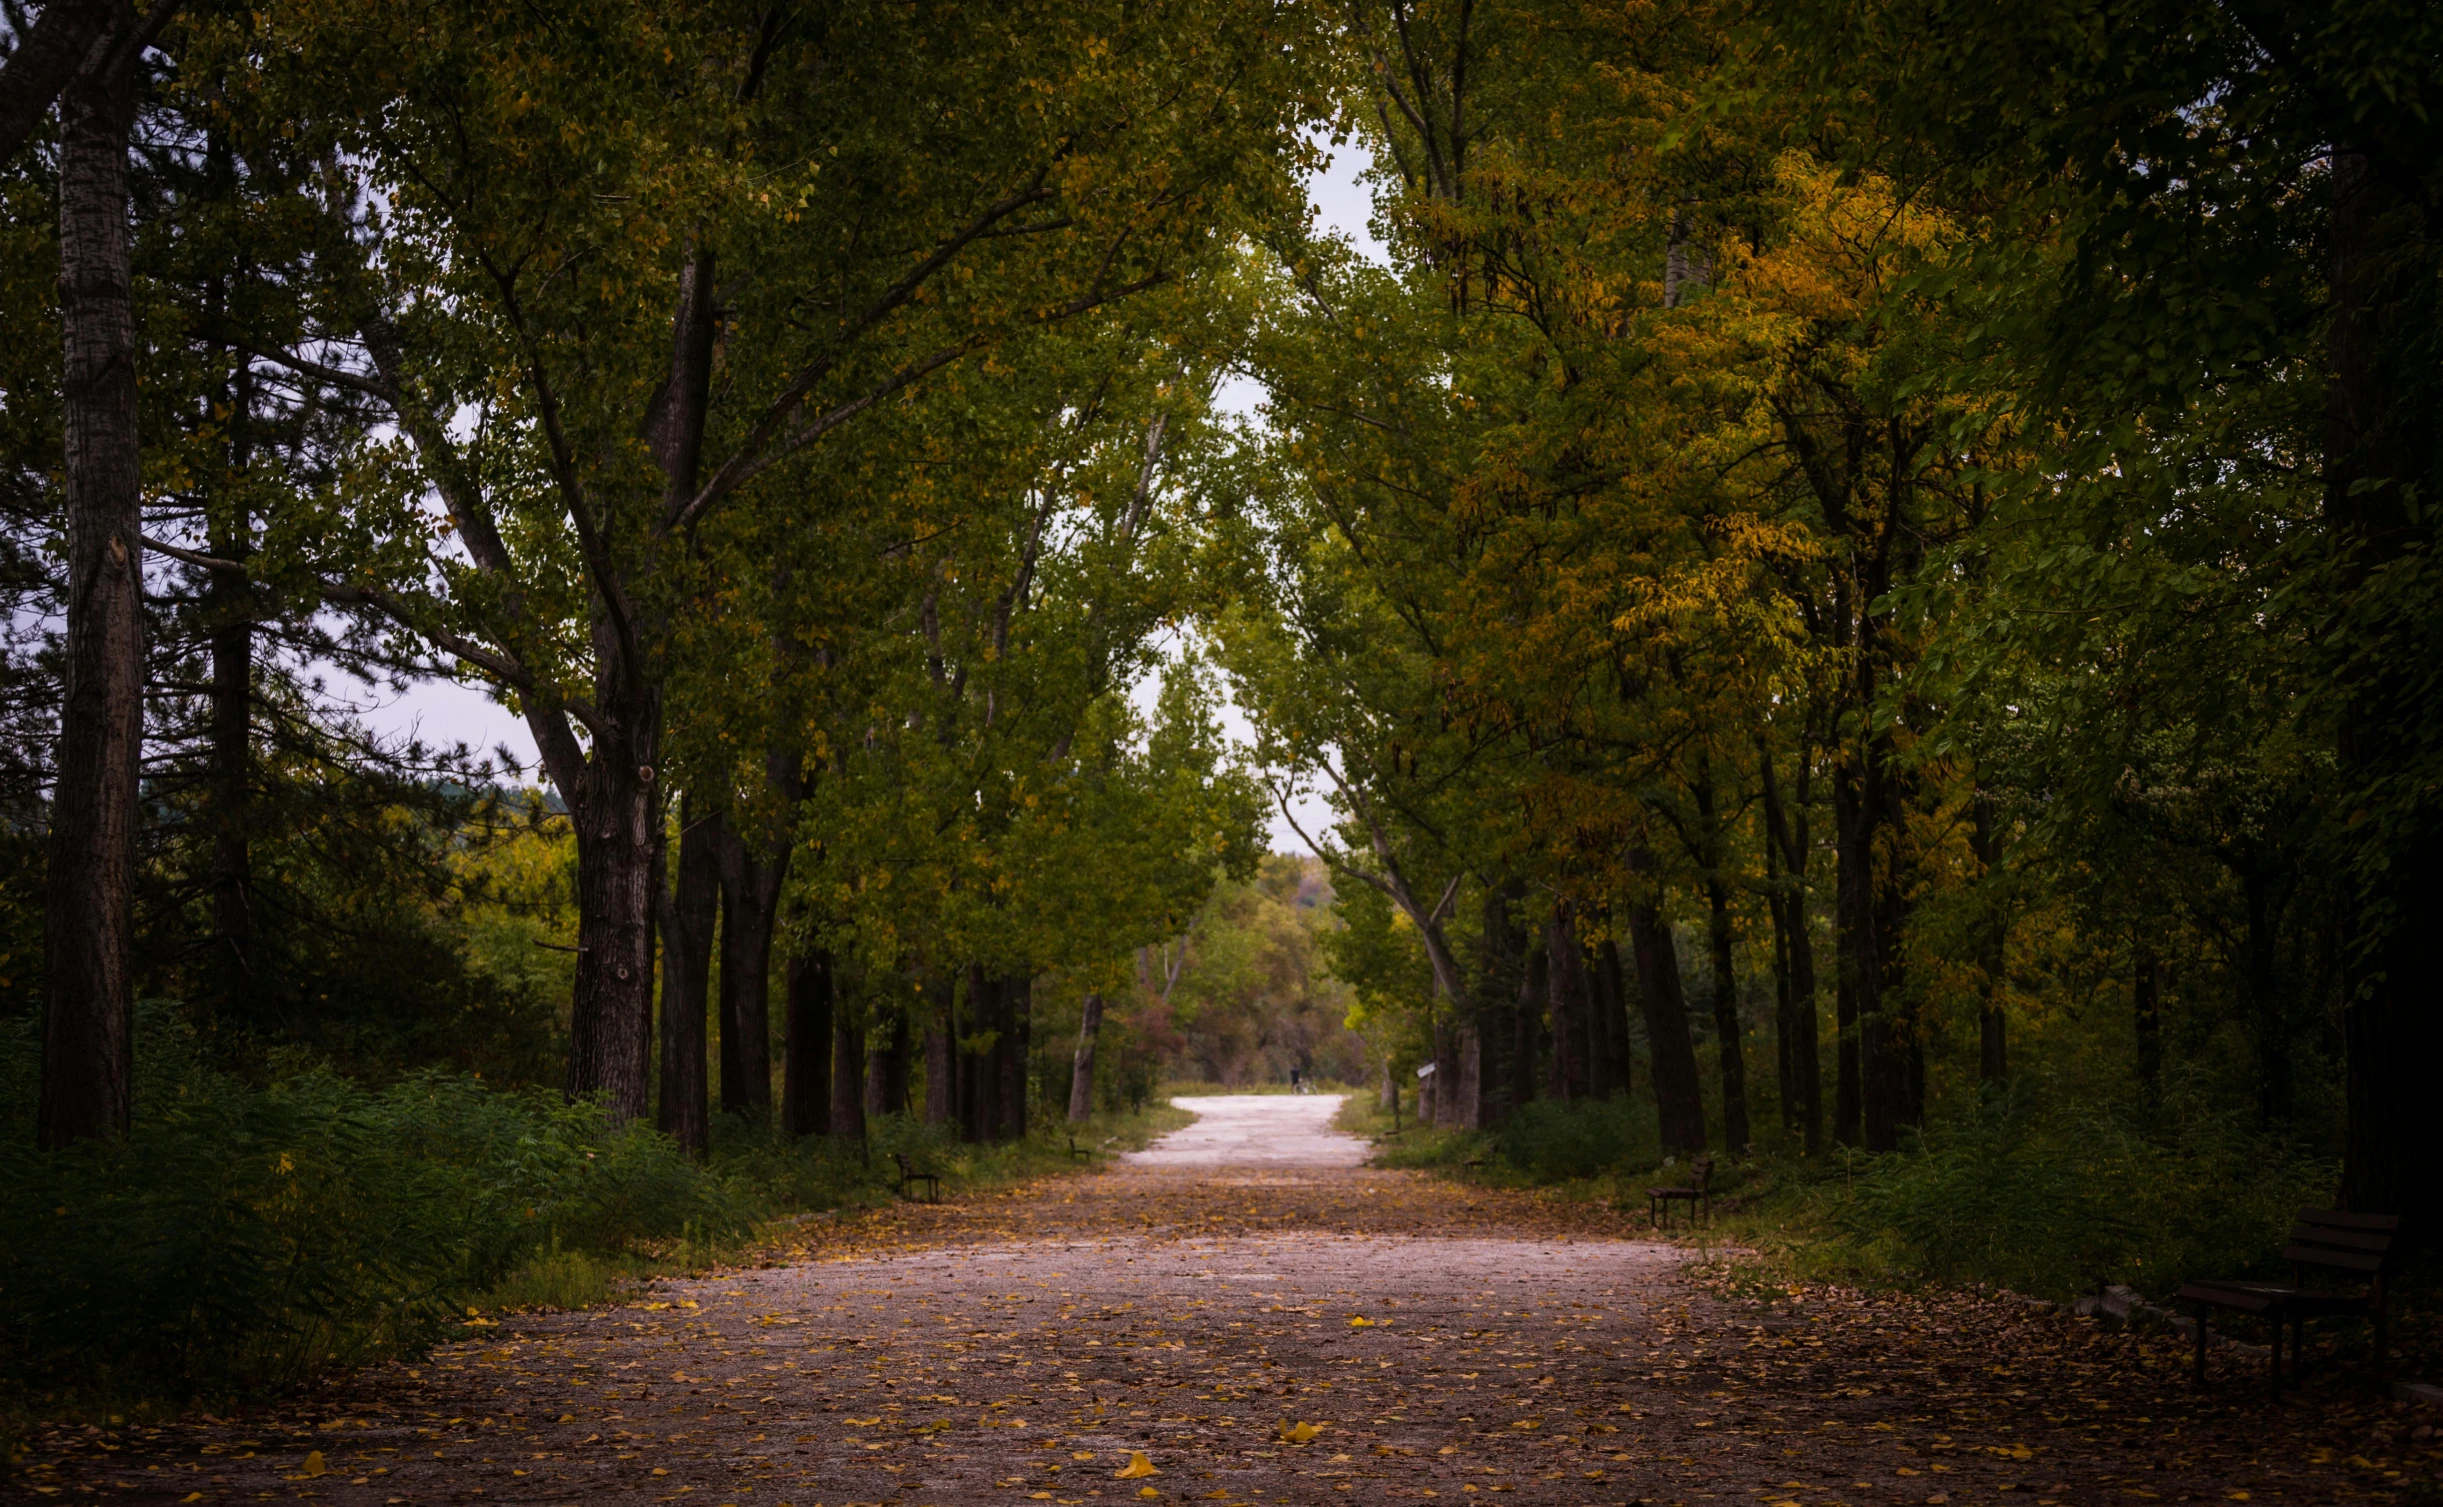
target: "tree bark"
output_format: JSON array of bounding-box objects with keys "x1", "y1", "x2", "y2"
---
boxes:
[
  {"x1": 1624, "y1": 849, "x2": 1707, "y2": 1154},
  {"x1": 998, "y1": 972, "x2": 1030, "y2": 1141},
  {"x1": 779, "y1": 946, "x2": 831, "y2": 1138},
  {"x1": 39, "y1": 24, "x2": 140, "y2": 1151},
  {"x1": 1068, "y1": 990, "x2": 1103, "y2": 1122},
  {"x1": 1704, "y1": 874, "x2": 1750, "y2": 1155},
  {"x1": 962, "y1": 965, "x2": 998, "y2": 1142},
  {"x1": 1760, "y1": 734, "x2": 1821, "y2": 1152},
  {"x1": 1546, "y1": 905, "x2": 1593, "y2": 1101},
  {"x1": 0, "y1": 0, "x2": 122, "y2": 166},
  {"x1": 828, "y1": 986, "x2": 865, "y2": 1140},
  {"x1": 1591, "y1": 936, "x2": 1631, "y2": 1101},
  {"x1": 715, "y1": 819, "x2": 784, "y2": 1123},
  {"x1": 925, "y1": 973, "x2": 957, "y2": 1126},
  {"x1": 656, "y1": 795, "x2": 718, "y2": 1159}
]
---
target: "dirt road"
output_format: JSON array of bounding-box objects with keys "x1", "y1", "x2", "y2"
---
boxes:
[{"x1": 19, "y1": 1097, "x2": 2429, "y2": 1505}]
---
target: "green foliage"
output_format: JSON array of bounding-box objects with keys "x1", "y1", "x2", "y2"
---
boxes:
[
  {"x1": 1818, "y1": 1091, "x2": 2335, "y2": 1302},
  {"x1": 1494, "y1": 1098, "x2": 1663, "y2": 1183},
  {"x1": 0, "y1": 1009, "x2": 733, "y2": 1405}
]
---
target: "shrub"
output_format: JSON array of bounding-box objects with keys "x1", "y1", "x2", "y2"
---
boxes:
[
  {"x1": 1494, "y1": 1097, "x2": 1656, "y2": 1181},
  {"x1": 1819, "y1": 1087, "x2": 2335, "y2": 1299},
  {"x1": 0, "y1": 1009, "x2": 730, "y2": 1403}
]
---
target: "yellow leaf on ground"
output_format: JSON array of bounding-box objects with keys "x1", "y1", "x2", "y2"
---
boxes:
[
  {"x1": 1139, "y1": 1490, "x2": 1161, "y2": 1501},
  {"x1": 1278, "y1": 1421, "x2": 1323, "y2": 1444},
  {"x1": 1115, "y1": 1451, "x2": 1159, "y2": 1479},
  {"x1": 302, "y1": 1452, "x2": 327, "y2": 1478}
]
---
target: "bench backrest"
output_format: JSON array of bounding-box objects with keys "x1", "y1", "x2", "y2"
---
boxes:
[
  {"x1": 1691, "y1": 1155, "x2": 1714, "y2": 1193},
  {"x1": 2286, "y1": 1208, "x2": 2400, "y2": 1282},
  {"x1": 892, "y1": 1151, "x2": 914, "y2": 1174}
]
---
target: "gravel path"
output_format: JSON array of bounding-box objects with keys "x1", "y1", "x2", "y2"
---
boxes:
[{"x1": 19, "y1": 1099, "x2": 2431, "y2": 1506}]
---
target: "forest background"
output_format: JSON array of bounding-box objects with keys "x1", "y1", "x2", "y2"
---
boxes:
[{"x1": 1, "y1": 0, "x2": 2438, "y2": 1429}]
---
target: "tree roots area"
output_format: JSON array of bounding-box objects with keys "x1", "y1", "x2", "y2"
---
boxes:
[{"x1": 21, "y1": 1120, "x2": 2435, "y2": 1506}]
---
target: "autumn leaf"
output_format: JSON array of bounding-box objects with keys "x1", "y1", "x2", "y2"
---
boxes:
[
  {"x1": 1115, "y1": 1450, "x2": 1159, "y2": 1478},
  {"x1": 1277, "y1": 1421, "x2": 1324, "y2": 1444}
]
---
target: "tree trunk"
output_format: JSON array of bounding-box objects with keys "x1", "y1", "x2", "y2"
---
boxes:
[
  {"x1": 1431, "y1": 1011, "x2": 1463, "y2": 1128},
  {"x1": 1546, "y1": 906, "x2": 1593, "y2": 1101},
  {"x1": 780, "y1": 947, "x2": 831, "y2": 1138},
  {"x1": 715, "y1": 821, "x2": 784, "y2": 1123},
  {"x1": 2327, "y1": 150, "x2": 2443, "y2": 1226},
  {"x1": 1760, "y1": 735, "x2": 1821, "y2": 1153},
  {"x1": 962, "y1": 966, "x2": 998, "y2": 1142},
  {"x1": 656, "y1": 795, "x2": 718, "y2": 1159},
  {"x1": 828, "y1": 987, "x2": 866, "y2": 1140},
  {"x1": 925, "y1": 973, "x2": 957, "y2": 1126},
  {"x1": 1514, "y1": 934, "x2": 1546, "y2": 1113},
  {"x1": 40, "y1": 27, "x2": 141, "y2": 1151},
  {"x1": 1625, "y1": 849, "x2": 1706, "y2": 1154},
  {"x1": 1591, "y1": 936, "x2": 1631, "y2": 1100},
  {"x1": 1703, "y1": 877, "x2": 1750, "y2": 1154},
  {"x1": 998, "y1": 972, "x2": 1030, "y2": 1142},
  {"x1": 1068, "y1": 990, "x2": 1103, "y2": 1122},
  {"x1": 1833, "y1": 757, "x2": 1878, "y2": 1148}
]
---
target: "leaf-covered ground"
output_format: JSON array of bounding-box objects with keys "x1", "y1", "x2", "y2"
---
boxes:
[{"x1": 20, "y1": 1144, "x2": 2439, "y2": 1504}]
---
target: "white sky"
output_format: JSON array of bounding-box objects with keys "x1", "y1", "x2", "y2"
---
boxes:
[{"x1": 355, "y1": 138, "x2": 1384, "y2": 853}]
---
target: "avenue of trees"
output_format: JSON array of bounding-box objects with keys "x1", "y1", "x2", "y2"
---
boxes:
[
  {"x1": 1212, "y1": 0, "x2": 2442, "y2": 1230},
  {"x1": 2, "y1": 0, "x2": 2438, "y2": 1303}
]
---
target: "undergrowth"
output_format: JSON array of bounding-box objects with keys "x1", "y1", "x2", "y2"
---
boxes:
[
  {"x1": 0, "y1": 1008, "x2": 1177, "y2": 1424},
  {"x1": 1335, "y1": 1079, "x2": 2339, "y2": 1305}
]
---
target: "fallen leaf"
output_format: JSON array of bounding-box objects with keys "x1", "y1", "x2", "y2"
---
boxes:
[{"x1": 1115, "y1": 1451, "x2": 1159, "y2": 1479}]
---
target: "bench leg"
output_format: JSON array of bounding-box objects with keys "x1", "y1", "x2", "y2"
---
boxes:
[{"x1": 2192, "y1": 1303, "x2": 2208, "y2": 1389}]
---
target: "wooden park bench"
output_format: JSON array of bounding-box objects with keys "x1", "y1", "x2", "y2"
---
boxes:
[
  {"x1": 1646, "y1": 1155, "x2": 1714, "y2": 1230},
  {"x1": 891, "y1": 1151, "x2": 941, "y2": 1204},
  {"x1": 1065, "y1": 1134, "x2": 1092, "y2": 1163},
  {"x1": 2175, "y1": 1208, "x2": 2400, "y2": 1397}
]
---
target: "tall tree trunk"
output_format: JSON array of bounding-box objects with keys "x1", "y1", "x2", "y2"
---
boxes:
[
  {"x1": 1591, "y1": 936, "x2": 1631, "y2": 1100},
  {"x1": 1760, "y1": 734, "x2": 1822, "y2": 1152},
  {"x1": 1515, "y1": 933, "x2": 1546, "y2": 1113},
  {"x1": 962, "y1": 966, "x2": 998, "y2": 1143},
  {"x1": 656, "y1": 795, "x2": 718, "y2": 1159},
  {"x1": 1068, "y1": 990, "x2": 1103, "y2": 1123},
  {"x1": 1431, "y1": 1011, "x2": 1462, "y2": 1128},
  {"x1": 998, "y1": 972, "x2": 1030, "y2": 1142},
  {"x1": 1546, "y1": 906, "x2": 1593, "y2": 1101},
  {"x1": 925, "y1": 973, "x2": 957, "y2": 1126},
  {"x1": 828, "y1": 986, "x2": 865, "y2": 1140},
  {"x1": 1625, "y1": 849, "x2": 1706, "y2": 1154},
  {"x1": 715, "y1": 821, "x2": 784, "y2": 1122},
  {"x1": 865, "y1": 1000, "x2": 908, "y2": 1118},
  {"x1": 40, "y1": 25, "x2": 141, "y2": 1151},
  {"x1": 1833, "y1": 758, "x2": 1874, "y2": 1147},
  {"x1": 1704, "y1": 876, "x2": 1750, "y2": 1155},
  {"x1": 779, "y1": 947, "x2": 831, "y2": 1138},
  {"x1": 2328, "y1": 150, "x2": 2443, "y2": 1225},
  {"x1": 1471, "y1": 878, "x2": 1522, "y2": 1126}
]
